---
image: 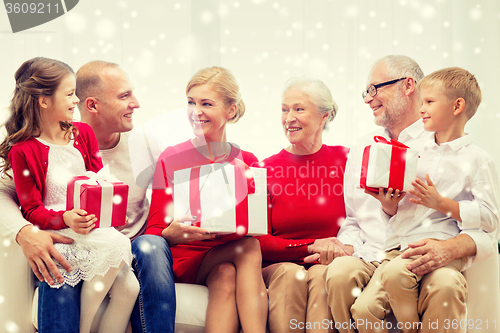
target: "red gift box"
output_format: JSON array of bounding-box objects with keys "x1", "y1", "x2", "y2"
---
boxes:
[
  {"x1": 360, "y1": 136, "x2": 418, "y2": 192},
  {"x1": 66, "y1": 166, "x2": 129, "y2": 228},
  {"x1": 173, "y1": 159, "x2": 267, "y2": 236}
]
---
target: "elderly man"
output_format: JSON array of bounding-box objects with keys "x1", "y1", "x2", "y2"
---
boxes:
[
  {"x1": 0, "y1": 61, "x2": 176, "y2": 333},
  {"x1": 323, "y1": 55, "x2": 496, "y2": 333}
]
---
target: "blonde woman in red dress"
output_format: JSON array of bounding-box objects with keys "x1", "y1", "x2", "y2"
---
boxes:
[{"x1": 146, "y1": 67, "x2": 267, "y2": 333}]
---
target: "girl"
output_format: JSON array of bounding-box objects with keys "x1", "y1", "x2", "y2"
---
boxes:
[
  {"x1": 145, "y1": 66, "x2": 268, "y2": 333},
  {"x1": 0, "y1": 57, "x2": 138, "y2": 333}
]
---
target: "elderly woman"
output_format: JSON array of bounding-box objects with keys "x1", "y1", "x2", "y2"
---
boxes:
[{"x1": 257, "y1": 77, "x2": 351, "y2": 333}]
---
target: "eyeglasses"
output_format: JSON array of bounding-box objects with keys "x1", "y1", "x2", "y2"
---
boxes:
[{"x1": 362, "y1": 77, "x2": 407, "y2": 99}]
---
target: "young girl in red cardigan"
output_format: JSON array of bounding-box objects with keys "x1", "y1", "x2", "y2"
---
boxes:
[{"x1": 0, "y1": 57, "x2": 138, "y2": 333}]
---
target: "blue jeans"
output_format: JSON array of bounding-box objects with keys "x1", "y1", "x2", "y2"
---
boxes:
[
  {"x1": 131, "y1": 235, "x2": 176, "y2": 333},
  {"x1": 38, "y1": 281, "x2": 82, "y2": 333}
]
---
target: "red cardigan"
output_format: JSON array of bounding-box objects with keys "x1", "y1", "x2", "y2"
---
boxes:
[
  {"x1": 8, "y1": 122, "x2": 102, "y2": 230},
  {"x1": 255, "y1": 145, "x2": 349, "y2": 267}
]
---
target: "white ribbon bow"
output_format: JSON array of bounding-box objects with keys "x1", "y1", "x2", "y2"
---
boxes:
[{"x1": 74, "y1": 164, "x2": 118, "y2": 228}]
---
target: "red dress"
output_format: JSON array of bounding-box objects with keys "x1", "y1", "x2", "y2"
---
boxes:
[
  {"x1": 255, "y1": 145, "x2": 349, "y2": 267},
  {"x1": 146, "y1": 140, "x2": 258, "y2": 283}
]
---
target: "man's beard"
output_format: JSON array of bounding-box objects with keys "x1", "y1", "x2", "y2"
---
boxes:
[{"x1": 374, "y1": 88, "x2": 407, "y2": 130}]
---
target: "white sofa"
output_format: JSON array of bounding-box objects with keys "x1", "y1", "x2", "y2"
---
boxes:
[
  {"x1": 0, "y1": 232, "x2": 209, "y2": 333},
  {"x1": 1, "y1": 231, "x2": 499, "y2": 333}
]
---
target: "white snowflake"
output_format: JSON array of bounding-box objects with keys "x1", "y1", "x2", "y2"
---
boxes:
[
  {"x1": 65, "y1": 12, "x2": 87, "y2": 34},
  {"x1": 113, "y1": 195, "x2": 123, "y2": 205},
  {"x1": 351, "y1": 287, "x2": 361, "y2": 297},
  {"x1": 420, "y1": 5, "x2": 436, "y2": 19},
  {"x1": 200, "y1": 11, "x2": 213, "y2": 23},
  {"x1": 470, "y1": 7, "x2": 482, "y2": 21},
  {"x1": 295, "y1": 270, "x2": 306, "y2": 281},
  {"x1": 93, "y1": 281, "x2": 105, "y2": 292},
  {"x1": 236, "y1": 226, "x2": 247, "y2": 236},
  {"x1": 4, "y1": 321, "x2": 19, "y2": 333},
  {"x1": 409, "y1": 22, "x2": 424, "y2": 34},
  {"x1": 95, "y1": 19, "x2": 117, "y2": 39},
  {"x1": 344, "y1": 5, "x2": 358, "y2": 18}
]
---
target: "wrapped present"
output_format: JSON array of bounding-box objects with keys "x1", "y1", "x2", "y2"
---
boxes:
[
  {"x1": 360, "y1": 136, "x2": 418, "y2": 192},
  {"x1": 173, "y1": 160, "x2": 267, "y2": 236},
  {"x1": 67, "y1": 165, "x2": 129, "y2": 228}
]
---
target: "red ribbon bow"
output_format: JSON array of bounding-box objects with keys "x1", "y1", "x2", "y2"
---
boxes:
[
  {"x1": 189, "y1": 158, "x2": 254, "y2": 235},
  {"x1": 360, "y1": 136, "x2": 409, "y2": 192}
]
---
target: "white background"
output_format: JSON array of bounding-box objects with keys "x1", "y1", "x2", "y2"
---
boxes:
[{"x1": 1, "y1": 0, "x2": 499, "y2": 170}]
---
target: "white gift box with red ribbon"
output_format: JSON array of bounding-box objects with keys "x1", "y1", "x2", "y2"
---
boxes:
[
  {"x1": 360, "y1": 136, "x2": 418, "y2": 192},
  {"x1": 66, "y1": 165, "x2": 129, "y2": 228},
  {"x1": 173, "y1": 161, "x2": 267, "y2": 236}
]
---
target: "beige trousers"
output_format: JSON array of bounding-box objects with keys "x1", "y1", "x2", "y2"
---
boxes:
[
  {"x1": 263, "y1": 263, "x2": 335, "y2": 333},
  {"x1": 380, "y1": 250, "x2": 467, "y2": 333},
  {"x1": 323, "y1": 256, "x2": 381, "y2": 333},
  {"x1": 324, "y1": 251, "x2": 467, "y2": 333}
]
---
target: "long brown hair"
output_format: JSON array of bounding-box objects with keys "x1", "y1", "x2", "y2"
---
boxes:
[{"x1": 0, "y1": 57, "x2": 76, "y2": 177}]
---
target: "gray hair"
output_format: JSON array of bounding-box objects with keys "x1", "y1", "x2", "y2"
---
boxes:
[
  {"x1": 282, "y1": 76, "x2": 338, "y2": 131},
  {"x1": 373, "y1": 55, "x2": 424, "y2": 83}
]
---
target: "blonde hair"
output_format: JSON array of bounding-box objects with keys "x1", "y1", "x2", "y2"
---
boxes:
[
  {"x1": 186, "y1": 66, "x2": 245, "y2": 123},
  {"x1": 418, "y1": 67, "x2": 482, "y2": 119},
  {"x1": 282, "y1": 76, "x2": 338, "y2": 131}
]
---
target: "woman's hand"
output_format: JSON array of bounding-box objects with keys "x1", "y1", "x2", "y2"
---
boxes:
[
  {"x1": 365, "y1": 187, "x2": 406, "y2": 216},
  {"x1": 62, "y1": 209, "x2": 96, "y2": 235},
  {"x1": 161, "y1": 215, "x2": 219, "y2": 245},
  {"x1": 304, "y1": 237, "x2": 353, "y2": 265}
]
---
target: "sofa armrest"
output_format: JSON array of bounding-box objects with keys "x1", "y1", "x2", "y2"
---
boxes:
[{"x1": 0, "y1": 233, "x2": 36, "y2": 333}]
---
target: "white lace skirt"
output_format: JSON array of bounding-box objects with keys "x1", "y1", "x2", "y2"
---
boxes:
[{"x1": 48, "y1": 227, "x2": 133, "y2": 289}]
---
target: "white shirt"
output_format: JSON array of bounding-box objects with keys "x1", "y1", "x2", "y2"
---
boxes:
[
  {"x1": 384, "y1": 134, "x2": 500, "y2": 264},
  {"x1": 338, "y1": 120, "x2": 496, "y2": 266}
]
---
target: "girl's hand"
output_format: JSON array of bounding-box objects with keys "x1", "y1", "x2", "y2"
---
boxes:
[
  {"x1": 63, "y1": 209, "x2": 96, "y2": 235},
  {"x1": 161, "y1": 215, "x2": 219, "y2": 245},
  {"x1": 365, "y1": 187, "x2": 406, "y2": 216},
  {"x1": 409, "y1": 174, "x2": 443, "y2": 210}
]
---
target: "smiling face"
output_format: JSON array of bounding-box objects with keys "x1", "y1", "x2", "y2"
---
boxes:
[
  {"x1": 419, "y1": 86, "x2": 456, "y2": 133},
  {"x1": 48, "y1": 74, "x2": 79, "y2": 122},
  {"x1": 96, "y1": 66, "x2": 140, "y2": 133},
  {"x1": 281, "y1": 88, "x2": 327, "y2": 149},
  {"x1": 364, "y1": 62, "x2": 407, "y2": 130},
  {"x1": 187, "y1": 84, "x2": 236, "y2": 142}
]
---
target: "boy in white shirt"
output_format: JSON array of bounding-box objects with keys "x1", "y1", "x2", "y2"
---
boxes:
[{"x1": 367, "y1": 67, "x2": 500, "y2": 332}]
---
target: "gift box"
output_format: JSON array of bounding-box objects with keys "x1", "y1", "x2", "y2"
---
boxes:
[
  {"x1": 66, "y1": 165, "x2": 129, "y2": 228},
  {"x1": 360, "y1": 136, "x2": 418, "y2": 192},
  {"x1": 173, "y1": 161, "x2": 267, "y2": 236}
]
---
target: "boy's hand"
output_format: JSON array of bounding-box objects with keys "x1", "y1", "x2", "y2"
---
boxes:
[
  {"x1": 63, "y1": 209, "x2": 97, "y2": 235},
  {"x1": 409, "y1": 174, "x2": 443, "y2": 210},
  {"x1": 365, "y1": 187, "x2": 406, "y2": 216}
]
